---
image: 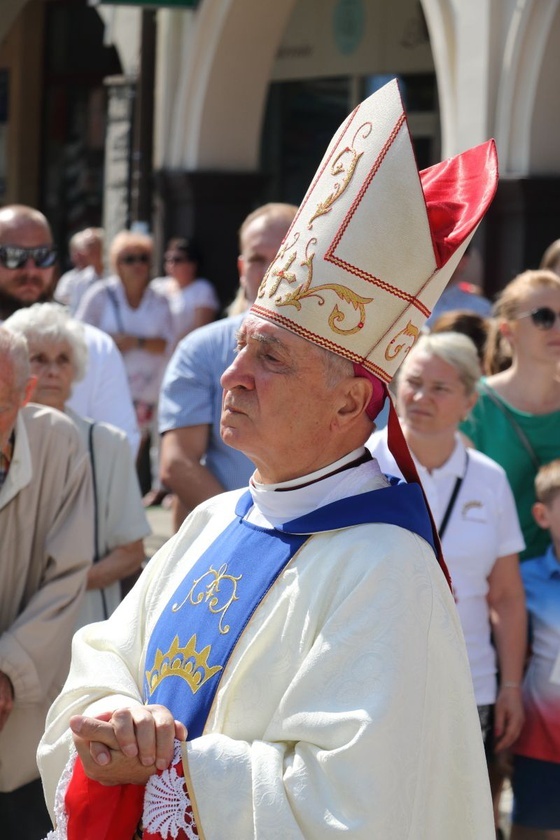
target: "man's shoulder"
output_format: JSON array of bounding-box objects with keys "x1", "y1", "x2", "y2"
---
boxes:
[
  {"x1": 167, "y1": 314, "x2": 243, "y2": 375},
  {"x1": 444, "y1": 283, "x2": 492, "y2": 310},
  {"x1": 177, "y1": 313, "x2": 243, "y2": 351},
  {"x1": 21, "y1": 404, "x2": 85, "y2": 452}
]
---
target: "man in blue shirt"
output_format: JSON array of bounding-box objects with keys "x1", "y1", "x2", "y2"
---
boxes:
[{"x1": 159, "y1": 203, "x2": 296, "y2": 530}]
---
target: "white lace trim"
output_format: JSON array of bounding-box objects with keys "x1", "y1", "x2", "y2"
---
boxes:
[
  {"x1": 143, "y1": 740, "x2": 197, "y2": 839},
  {"x1": 42, "y1": 748, "x2": 76, "y2": 840}
]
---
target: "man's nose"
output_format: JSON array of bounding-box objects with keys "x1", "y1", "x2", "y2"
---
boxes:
[
  {"x1": 220, "y1": 351, "x2": 252, "y2": 390},
  {"x1": 20, "y1": 257, "x2": 42, "y2": 272}
]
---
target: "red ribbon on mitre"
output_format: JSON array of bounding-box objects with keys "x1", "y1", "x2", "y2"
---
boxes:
[{"x1": 420, "y1": 139, "x2": 498, "y2": 269}]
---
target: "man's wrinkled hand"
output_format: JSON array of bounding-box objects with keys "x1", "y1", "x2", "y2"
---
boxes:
[{"x1": 70, "y1": 705, "x2": 187, "y2": 786}]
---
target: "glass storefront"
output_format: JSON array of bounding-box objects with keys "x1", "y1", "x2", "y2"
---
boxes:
[{"x1": 260, "y1": 71, "x2": 439, "y2": 205}]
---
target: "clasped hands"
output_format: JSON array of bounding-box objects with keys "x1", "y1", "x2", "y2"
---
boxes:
[{"x1": 70, "y1": 704, "x2": 187, "y2": 786}]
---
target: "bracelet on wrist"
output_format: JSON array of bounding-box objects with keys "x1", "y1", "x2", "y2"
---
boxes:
[{"x1": 501, "y1": 681, "x2": 521, "y2": 689}]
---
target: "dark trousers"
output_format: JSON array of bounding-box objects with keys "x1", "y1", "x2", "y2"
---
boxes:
[{"x1": 0, "y1": 778, "x2": 53, "y2": 839}]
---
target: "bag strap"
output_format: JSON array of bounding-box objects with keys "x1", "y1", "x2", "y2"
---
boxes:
[
  {"x1": 87, "y1": 421, "x2": 109, "y2": 620},
  {"x1": 439, "y1": 450, "x2": 469, "y2": 540},
  {"x1": 479, "y1": 381, "x2": 540, "y2": 470},
  {"x1": 105, "y1": 285, "x2": 125, "y2": 333}
]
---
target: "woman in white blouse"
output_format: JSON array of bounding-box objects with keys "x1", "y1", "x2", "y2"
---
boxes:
[
  {"x1": 368, "y1": 332, "x2": 526, "y2": 755},
  {"x1": 75, "y1": 230, "x2": 173, "y2": 495}
]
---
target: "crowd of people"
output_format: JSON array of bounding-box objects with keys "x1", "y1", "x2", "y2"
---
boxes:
[{"x1": 0, "y1": 80, "x2": 559, "y2": 840}]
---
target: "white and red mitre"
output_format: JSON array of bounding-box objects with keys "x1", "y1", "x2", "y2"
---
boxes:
[{"x1": 251, "y1": 78, "x2": 498, "y2": 383}]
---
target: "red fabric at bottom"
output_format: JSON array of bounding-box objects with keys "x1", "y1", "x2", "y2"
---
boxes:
[{"x1": 65, "y1": 759, "x2": 145, "y2": 840}]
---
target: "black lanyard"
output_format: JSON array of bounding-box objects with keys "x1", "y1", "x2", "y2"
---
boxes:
[{"x1": 438, "y1": 449, "x2": 469, "y2": 539}]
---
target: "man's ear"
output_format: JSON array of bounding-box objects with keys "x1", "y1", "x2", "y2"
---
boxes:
[
  {"x1": 21, "y1": 375, "x2": 37, "y2": 407},
  {"x1": 335, "y1": 376, "x2": 373, "y2": 426},
  {"x1": 532, "y1": 501, "x2": 551, "y2": 530}
]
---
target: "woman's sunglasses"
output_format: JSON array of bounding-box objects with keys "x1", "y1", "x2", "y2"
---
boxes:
[
  {"x1": 517, "y1": 306, "x2": 560, "y2": 330},
  {"x1": 119, "y1": 253, "x2": 150, "y2": 265},
  {"x1": 0, "y1": 245, "x2": 57, "y2": 270},
  {"x1": 164, "y1": 255, "x2": 190, "y2": 265}
]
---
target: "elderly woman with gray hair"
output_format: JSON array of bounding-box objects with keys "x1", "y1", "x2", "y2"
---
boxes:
[
  {"x1": 368, "y1": 331, "x2": 527, "y2": 758},
  {"x1": 3, "y1": 303, "x2": 150, "y2": 628}
]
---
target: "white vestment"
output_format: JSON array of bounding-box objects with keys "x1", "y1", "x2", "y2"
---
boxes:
[{"x1": 39, "y1": 455, "x2": 494, "y2": 839}]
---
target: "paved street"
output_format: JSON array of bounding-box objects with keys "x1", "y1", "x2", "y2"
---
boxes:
[{"x1": 145, "y1": 501, "x2": 173, "y2": 560}]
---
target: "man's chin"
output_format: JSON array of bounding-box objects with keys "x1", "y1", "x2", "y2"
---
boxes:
[
  {"x1": 0, "y1": 287, "x2": 51, "y2": 318},
  {"x1": 220, "y1": 423, "x2": 245, "y2": 452}
]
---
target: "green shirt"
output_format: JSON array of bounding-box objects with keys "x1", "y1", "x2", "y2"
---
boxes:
[{"x1": 460, "y1": 379, "x2": 560, "y2": 561}]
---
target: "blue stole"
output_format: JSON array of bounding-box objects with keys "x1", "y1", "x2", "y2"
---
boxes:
[{"x1": 143, "y1": 479, "x2": 435, "y2": 738}]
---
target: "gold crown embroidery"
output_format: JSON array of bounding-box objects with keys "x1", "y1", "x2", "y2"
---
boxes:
[
  {"x1": 172, "y1": 563, "x2": 241, "y2": 635},
  {"x1": 145, "y1": 634, "x2": 222, "y2": 696}
]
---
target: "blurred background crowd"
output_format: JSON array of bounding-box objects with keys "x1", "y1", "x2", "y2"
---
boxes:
[{"x1": 2, "y1": 199, "x2": 560, "y2": 838}]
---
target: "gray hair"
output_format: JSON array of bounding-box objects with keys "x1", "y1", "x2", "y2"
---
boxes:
[
  {"x1": 316, "y1": 343, "x2": 354, "y2": 387},
  {"x1": 0, "y1": 328, "x2": 31, "y2": 391},
  {"x1": 3, "y1": 303, "x2": 88, "y2": 381},
  {"x1": 402, "y1": 332, "x2": 481, "y2": 396}
]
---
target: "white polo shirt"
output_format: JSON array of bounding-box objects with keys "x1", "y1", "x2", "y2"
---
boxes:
[{"x1": 368, "y1": 430, "x2": 524, "y2": 704}]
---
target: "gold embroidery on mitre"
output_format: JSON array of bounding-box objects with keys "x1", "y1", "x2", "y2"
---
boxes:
[
  {"x1": 172, "y1": 563, "x2": 241, "y2": 635},
  {"x1": 258, "y1": 232, "x2": 301, "y2": 300},
  {"x1": 268, "y1": 251, "x2": 298, "y2": 297},
  {"x1": 384, "y1": 320, "x2": 420, "y2": 361},
  {"x1": 307, "y1": 121, "x2": 372, "y2": 229},
  {"x1": 274, "y1": 241, "x2": 373, "y2": 335},
  {"x1": 145, "y1": 634, "x2": 222, "y2": 696}
]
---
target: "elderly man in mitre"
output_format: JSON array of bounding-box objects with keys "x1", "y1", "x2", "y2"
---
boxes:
[{"x1": 38, "y1": 80, "x2": 498, "y2": 840}]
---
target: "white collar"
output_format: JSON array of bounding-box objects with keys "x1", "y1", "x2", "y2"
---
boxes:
[{"x1": 247, "y1": 447, "x2": 388, "y2": 529}]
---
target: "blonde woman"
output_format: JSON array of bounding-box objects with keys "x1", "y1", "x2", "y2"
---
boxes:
[
  {"x1": 369, "y1": 332, "x2": 526, "y2": 760},
  {"x1": 76, "y1": 230, "x2": 173, "y2": 495},
  {"x1": 461, "y1": 269, "x2": 560, "y2": 562}
]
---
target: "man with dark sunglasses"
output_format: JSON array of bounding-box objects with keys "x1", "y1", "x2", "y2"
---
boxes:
[
  {"x1": 0, "y1": 205, "x2": 57, "y2": 318},
  {"x1": 0, "y1": 204, "x2": 139, "y2": 454}
]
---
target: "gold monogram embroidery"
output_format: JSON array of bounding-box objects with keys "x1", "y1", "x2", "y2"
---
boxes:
[
  {"x1": 384, "y1": 321, "x2": 420, "y2": 361},
  {"x1": 145, "y1": 634, "x2": 222, "y2": 695},
  {"x1": 172, "y1": 564, "x2": 241, "y2": 635},
  {"x1": 307, "y1": 122, "x2": 372, "y2": 228}
]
